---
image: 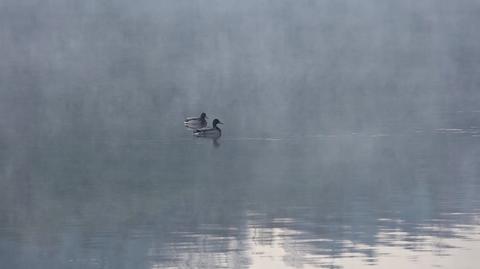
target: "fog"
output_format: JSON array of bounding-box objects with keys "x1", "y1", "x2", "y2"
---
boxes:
[
  {"x1": 1, "y1": 1, "x2": 480, "y2": 268},
  {"x1": 1, "y1": 0, "x2": 480, "y2": 141}
]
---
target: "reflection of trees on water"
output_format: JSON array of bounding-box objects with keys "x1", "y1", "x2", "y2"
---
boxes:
[{"x1": 0, "y1": 133, "x2": 479, "y2": 268}]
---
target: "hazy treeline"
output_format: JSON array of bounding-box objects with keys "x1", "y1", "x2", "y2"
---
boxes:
[{"x1": 1, "y1": 0, "x2": 479, "y2": 140}]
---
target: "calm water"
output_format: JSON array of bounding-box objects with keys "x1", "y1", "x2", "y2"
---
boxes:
[{"x1": 1, "y1": 128, "x2": 480, "y2": 269}]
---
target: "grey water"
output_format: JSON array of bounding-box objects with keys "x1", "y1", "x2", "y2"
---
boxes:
[
  {"x1": 2, "y1": 0, "x2": 480, "y2": 268},
  {"x1": 1, "y1": 128, "x2": 480, "y2": 269}
]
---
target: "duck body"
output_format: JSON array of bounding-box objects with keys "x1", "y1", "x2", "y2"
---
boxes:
[
  {"x1": 184, "y1": 112, "x2": 208, "y2": 129},
  {"x1": 194, "y1": 119, "x2": 223, "y2": 138},
  {"x1": 194, "y1": 127, "x2": 221, "y2": 138}
]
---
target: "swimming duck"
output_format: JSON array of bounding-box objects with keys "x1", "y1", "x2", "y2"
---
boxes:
[
  {"x1": 184, "y1": 112, "x2": 208, "y2": 129},
  {"x1": 194, "y1": 119, "x2": 223, "y2": 138}
]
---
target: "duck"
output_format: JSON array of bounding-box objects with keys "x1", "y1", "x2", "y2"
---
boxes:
[
  {"x1": 194, "y1": 119, "x2": 223, "y2": 138},
  {"x1": 184, "y1": 112, "x2": 208, "y2": 129}
]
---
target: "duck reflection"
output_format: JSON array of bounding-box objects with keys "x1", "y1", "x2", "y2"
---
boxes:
[
  {"x1": 213, "y1": 137, "x2": 220, "y2": 148},
  {"x1": 194, "y1": 136, "x2": 221, "y2": 148}
]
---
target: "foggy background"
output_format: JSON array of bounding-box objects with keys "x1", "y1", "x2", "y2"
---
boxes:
[
  {"x1": 1, "y1": 1, "x2": 480, "y2": 268},
  {"x1": 1, "y1": 0, "x2": 480, "y2": 141}
]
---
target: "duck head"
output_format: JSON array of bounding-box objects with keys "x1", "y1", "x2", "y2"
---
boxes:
[
  {"x1": 212, "y1": 119, "x2": 223, "y2": 127},
  {"x1": 200, "y1": 112, "x2": 208, "y2": 119}
]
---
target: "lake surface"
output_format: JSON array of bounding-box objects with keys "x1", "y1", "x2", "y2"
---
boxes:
[{"x1": 0, "y1": 128, "x2": 479, "y2": 269}]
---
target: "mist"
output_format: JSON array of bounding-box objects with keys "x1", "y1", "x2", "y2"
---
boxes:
[
  {"x1": 2, "y1": 1, "x2": 480, "y2": 268},
  {"x1": 1, "y1": 0, "x2": 479, "y2": 142}
]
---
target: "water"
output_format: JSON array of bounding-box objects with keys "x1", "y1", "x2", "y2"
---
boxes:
[{"x1": 1, "y1": 128, "x2": 479, "y2": 269}]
